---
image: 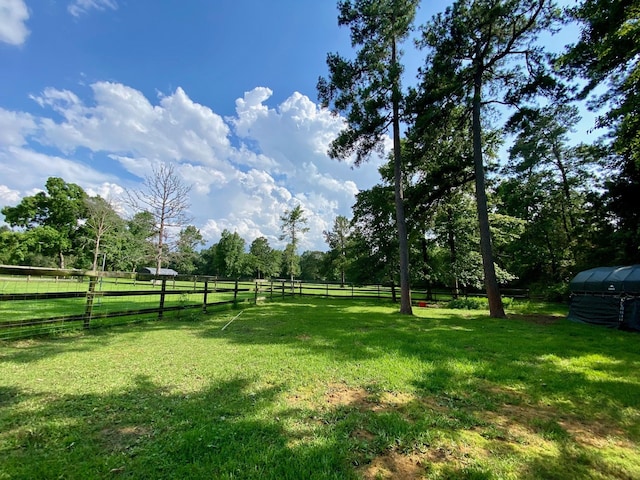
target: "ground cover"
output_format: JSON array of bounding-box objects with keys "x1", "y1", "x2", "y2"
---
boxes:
[{"x1": 1, "y1": 297, "x2": 638, "y2": 479}]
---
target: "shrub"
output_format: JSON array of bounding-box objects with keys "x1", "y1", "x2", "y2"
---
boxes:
[
  {"x1": 447, "y1": 296, "x2": 514, "y2": 310},
  {"x1": 447, "y1": 297, "x2": 487, "y2": 310}
]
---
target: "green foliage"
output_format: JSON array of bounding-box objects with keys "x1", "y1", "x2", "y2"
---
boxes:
[
  {"x1": 169, "y1": 225, "x2": 204, "y2": 274},
  {"x1": 215, "y1": 230, "x2": 246, "y2": 278},
  {"x1": 1, "y1": 177, "x2": 88, "y2": 268},
  {"x1": 447, "y1": 297, "x2": 488, "y2": 310},
  {"x1": 560, "y1": 0, "x2": 640, "y2": 264}
]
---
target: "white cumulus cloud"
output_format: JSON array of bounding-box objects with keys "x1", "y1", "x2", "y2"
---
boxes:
[
  {"x1": 1, "y1": 82, "x2": 389, "y2": 251},
  {"x1": 0, "y1": 0, "x2": 29, "y2": 46}
]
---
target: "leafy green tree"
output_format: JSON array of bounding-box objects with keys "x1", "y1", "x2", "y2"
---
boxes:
[
  {"x1": 560, "y1": 0, "x2": 640, "y2": 263},
  {"x1": 215, "y1": 230, "x2": 246, "y2": 278},
  {"x1": 195, "y1": 244, "x2": 217, "y2": 276},
  {"x1": 169, "y1": 225, "x2": 204, "y2": 274},
  {"x1": 499, "y1": 103, "x2": 597, "y2": 281},
  {"x1": 81, "y1": 196, "x2": 122, "y2": 270},
  {"x1": 249, "y1": 236, "x2": 275, "y2": 279},
  {"x1": 418, "y1": 0, "x2": 559, "y2": 317},
  {"x1": 323, "y1": 215, "x2": 352, "y2": 286},
  {"x1": 1, "y1": 177, "x2": 88, "y2": 268},
  {"x1": 281, "y1": 244, "x2": 301, "y2": 284},
  {"x1": 300, "y1": 251, "x2": 327, "y2": 282},
  {"x1": 350, "y1": 185, "x2": 399, "y2": 286},
  {"x1": 318, "y1": 0, "x2": 419, "y2": 314},
  {"x1": 107, "y1": 211, "x2": 156, "y2": 272},
  {"x1": 279, "y1": 205, "x2": 309, "y2": 284}
]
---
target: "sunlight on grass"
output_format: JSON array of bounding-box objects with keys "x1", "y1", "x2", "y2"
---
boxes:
[{"x1": 1, "y1": 297, "x2": 639, "y2": 479}]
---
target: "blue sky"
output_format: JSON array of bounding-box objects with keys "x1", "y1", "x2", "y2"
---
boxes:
[{"x1": 0, "y1": 0, "x2": 587, "y2": 252}]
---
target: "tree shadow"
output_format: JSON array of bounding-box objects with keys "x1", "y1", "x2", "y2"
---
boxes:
[{"x1": 0, "y1": 374, "x2": 360, "y2": 479}]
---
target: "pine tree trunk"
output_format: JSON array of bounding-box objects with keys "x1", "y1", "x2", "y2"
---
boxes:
[
  {"x1": 392, "y1": 40, "x2": 412, "y2": 315},
  {"x1": 472, "y1": 72, "x2": 505, "y2": 318}
]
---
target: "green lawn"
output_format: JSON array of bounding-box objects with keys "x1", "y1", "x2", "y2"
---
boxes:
[{"x1": 1, "y1": 297, "x2": 638, "y2": 479}]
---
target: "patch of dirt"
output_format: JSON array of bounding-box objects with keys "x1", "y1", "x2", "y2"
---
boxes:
[
  {"x1": 100, "y1": 425, "x2": 152, "y2": 452},
  {"x1": 359, "y1": 451, "x2": 425, "y2": 480},
  {"x1": 323, "y1": 383, "x2": 416, "y2": 413},
  {"x1": 483, "y1": 399, "x2": 634, "y2": 450}
]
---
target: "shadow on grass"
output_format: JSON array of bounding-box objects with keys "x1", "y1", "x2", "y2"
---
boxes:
[
  {"x1": 0, "y1": 374, "x2": 359, "y2": 480},
  {"x1": 2, "y1": 296, "x2": 639, "y2": 479}
]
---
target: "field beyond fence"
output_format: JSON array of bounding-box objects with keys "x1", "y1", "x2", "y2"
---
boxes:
[{"x1": 0, "y1": 265, "x2": 480, "y2": 340}]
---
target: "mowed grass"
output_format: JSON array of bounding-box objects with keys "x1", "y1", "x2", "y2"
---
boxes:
[{"x1": 1, "y1": 297, "x2": 639, "y2": 479}]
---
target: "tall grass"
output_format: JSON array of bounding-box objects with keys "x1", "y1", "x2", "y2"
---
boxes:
[{"x1": 1, "y1": 297, "x2": 638, "y2": 479}]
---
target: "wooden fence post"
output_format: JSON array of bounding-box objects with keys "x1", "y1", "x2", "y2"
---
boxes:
[
  {"x1": 282, "y1": 280, "x2": 285, "y2": 299},
  {"x1": 254, "y1": 281, "x2": 258, "y2": 303},
  {"x1": 234, "y1": 279, "x2": 239, "y2": 303},
  {"x1": 83, "y1": 276, "x2": 98, "y2": 329},
  {"x1": 299, "y1": 281, "x2": 302, "y2": 296},
  {"x1": 203, "y1": 279, "x2": 209, "y2": 313},
  {"x1": 158, "y1": 278, "x2": 167, "y2": 320}
]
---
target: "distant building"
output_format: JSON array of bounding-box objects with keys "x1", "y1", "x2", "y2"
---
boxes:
[{"x1": 137, "y1": 267, "x2": 179, "y2": 276}]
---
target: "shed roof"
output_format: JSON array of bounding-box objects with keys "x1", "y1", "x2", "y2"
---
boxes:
[
  {"x1": 138, "y1": 267, "x2": 179, "y2": 276},
  {"x1": 569, "y1": 265, "x2": 640, "y2": 294}
]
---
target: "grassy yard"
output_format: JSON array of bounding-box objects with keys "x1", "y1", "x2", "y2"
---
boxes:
[{"x1": 1, "y1": 297, "x2": 638, "y2": 479}]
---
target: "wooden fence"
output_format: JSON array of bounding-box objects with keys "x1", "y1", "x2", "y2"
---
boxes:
[
  {"x1": 0, "y1": 265, "x2": 528, "y2": 340},
  {"x1": 0, "y1": 265, "x2": 254, "y2": 339}
]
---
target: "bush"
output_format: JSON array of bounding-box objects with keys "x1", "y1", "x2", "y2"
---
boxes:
[
  {"x1": 447, "y1": 296, "x2": 514, "y2": 310},
  {"x1": 530, "y1": 283, "x2": 570, "y2": 302},
  {"x1": 447, "y1": 297, "x2": 487, "y2": 310}
]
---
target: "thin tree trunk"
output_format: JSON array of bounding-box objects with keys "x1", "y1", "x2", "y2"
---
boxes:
[
  {"x1": 392, "y1": 41, "x2": 412, "y2": 315},
  {"x1": 472, "y1": 71, "x2": 505, "y2": 318},
  {"x1": 92, "y1": 237, "x2": 101, "y2": 271},
  {"x1": 446, "y1": 205, "x2": 459, "y2": 298}
]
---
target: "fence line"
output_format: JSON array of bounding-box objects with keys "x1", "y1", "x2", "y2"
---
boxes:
[
  {"x1": 0, "y1": 265, "x2": 250, "y2": 339},
  {"x1": 1, "y1": 265, "x2": 528, "y2": 340}
]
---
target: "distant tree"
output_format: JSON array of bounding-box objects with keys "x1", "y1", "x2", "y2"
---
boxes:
[
  {"x1": 169, "y1": 225, "x2": 204, "y2": 274},
  {"x1": 499, "y1": 103, "x2": 597, "y2": 281},
  {"x1": 281, "y1": 243, "x2": 301, "y2": 284},
  {"x1": 300, "y1": 250, "x2": 327, "y2": 282},
  {"x1": 249, "y1": 236, "x2": 274, "y2": 279},
  {"x1": 126, "y1": 163, "x2": 192, "y2": 274},
  {"x1": 1, "y1": 177, "x2": 88, "y2": 268},
  {"x1": 323, "y1": 215, "x2": 352, "y2": 287},
  {"x1": 215, "y1": 230, "x2": 245, "y2": 278},
  {"x1": 350, "y1": 185, "x2": 399, "y2": 288},
  {"x1": 82, "y1": 196, "x2": 122, "y2": 270},
  {"x1": 279, "y1": 205, "x2": 309, "y2": 284},
  {"x1": 195, "y1": 244, "x2": 217, "y2": 276},
  {"x1": 318, "y1": 0, "x2": 419, "y2": 314}
]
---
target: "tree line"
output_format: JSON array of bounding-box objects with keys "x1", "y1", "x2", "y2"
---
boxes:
[{"x1": 0, "y1": 171, "x2": 316, "y2": 282}]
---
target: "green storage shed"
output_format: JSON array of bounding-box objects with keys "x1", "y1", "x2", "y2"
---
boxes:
[{"x1": 568, "y1": 265, "x2": 640, "y2": 331}]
